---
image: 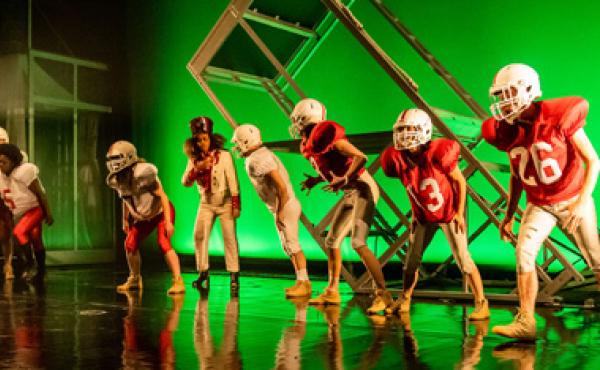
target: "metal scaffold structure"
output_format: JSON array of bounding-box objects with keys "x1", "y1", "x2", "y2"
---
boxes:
[{"x1": 187, "y1": 0, "x2": 590, "y2": 304}]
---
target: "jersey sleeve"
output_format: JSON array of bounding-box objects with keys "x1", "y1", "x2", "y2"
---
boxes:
[
  {"x1": 247, "y1": 152, "x2": 277, "y2": 178},
  {"x1": 12, "y1": 163, "x2": 39, "y2": 186},
  {"x1": 559, "y1": 97, "x2": 588, "y2": 137},
  {"x1": 134, "y1": 163, "x2": 160, "y2": 192},
  {"x1": 380, "y1": 146, "x2": 402, "y2": 178},
  {"x1": 311, "y1": 121, "x2": 347, "y2": 154},
  {"x1": 481, "y1": 117, "x2": 518, "y2": 151},
  {"x1": 432, "y1": 139, "x2": 460, "y2": 173}
]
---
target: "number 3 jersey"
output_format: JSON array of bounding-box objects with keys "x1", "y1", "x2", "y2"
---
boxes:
[
  {"x1": 0, "y1": 163, "x2": 41, "y2": 217},
  {"x1": 381, "y1": 138, "x2": 460, "y2": 224},
  {"x1": 482, "y1": 97, "x2": 587, "y2": 206}
]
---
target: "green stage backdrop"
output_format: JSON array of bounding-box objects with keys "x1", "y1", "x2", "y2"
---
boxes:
[{"x1": 127, "y1": 0, "x2": 600, "y2": 271}]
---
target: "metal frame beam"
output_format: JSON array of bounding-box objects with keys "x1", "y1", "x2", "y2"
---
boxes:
[{"x1": 187, "y1": 0, "x2": 587, "y2": 305}]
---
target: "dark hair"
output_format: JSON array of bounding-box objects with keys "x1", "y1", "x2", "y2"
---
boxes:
[
  {"x1": 184, "y1": 133, "x2": 226, "y2": 161},
  {"x1": 0, "y1": 143, "x2": 23, "y2": 166}
]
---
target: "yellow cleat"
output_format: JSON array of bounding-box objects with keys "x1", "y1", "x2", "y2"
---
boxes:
[
  {"x1": 286, "y1": 281, "x2": 312, "y2": 298},
  {"x1": 492, "y1": 310, "x2": 536, "y2": 341},
  {"x1": 167, "y1": 276, "x2": 186, "y2": 295},
  {"x1": 116, "y1": 275, "x2": 143, "y2": 292},
  {"x1": 469, "y1": 298, "x2": 490, "y2": 321},
  {"x1": 308, "y1": 289, "x2": 341, "y2": 305},
  {"x1": 367, "y1": 289, "x2": 393, "y2": 314}
]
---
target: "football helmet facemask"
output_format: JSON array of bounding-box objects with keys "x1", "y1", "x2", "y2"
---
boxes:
[
  {"x1": 393, "y1": 108, "x2": 432, "y2": 150},
  {"x1": 231, "y1": 124, "x2": 262, "y2": 156},
  {"x1": 489, "y1": 63, "x2": 541, "y2": 124},
  {"x1": 289, "y1": 98, "x2": 326, "y2": 138},
  {"x1": 106, "y1": 140, "x2": 139, "y2": 175}
]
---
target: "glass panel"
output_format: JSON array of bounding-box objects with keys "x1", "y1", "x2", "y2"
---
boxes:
[
  {"x1": 76, "y1": 110, "x2": 115, "y2": 250},
  {"x1": 33, "y1": 104, "x2": 74, "y2": 250}
]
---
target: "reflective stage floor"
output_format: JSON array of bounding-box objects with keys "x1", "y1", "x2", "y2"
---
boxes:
[{"x1": 1, "y1": 267, "x2": 599, "y2": 369}]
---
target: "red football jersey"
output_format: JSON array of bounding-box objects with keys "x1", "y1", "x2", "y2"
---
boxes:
[
  {"x1": 381, "y1": 138, "x2": 460, "y2": 223},
  {"x1": 300, "y1": 120, "x2": 365, "y2": 183},
  {"x1": 482, "y1": 97, "x2": 587, "y2": 206}
]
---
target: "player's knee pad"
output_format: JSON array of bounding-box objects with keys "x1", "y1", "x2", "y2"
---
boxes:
[{"x1": 351, "y1": 236, "x2": 366, "y2": 250}]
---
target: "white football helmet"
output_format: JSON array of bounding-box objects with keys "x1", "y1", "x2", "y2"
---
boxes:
[
  {"x1": 0, "y1": 127, "x2": 9, "y2": 144},
  {"x1": 289, "y1": 98, "x2": 326, "y2": 138},
  {"x1": 231, "y1": 124, "x2": 262, "y2": 156},
  {"x1": 393, "y1": 108, "x2": 432, "y2": 150},
  {"x1": 489, "y1": 63, "x2": 542, "y2": 123},
  {"x1": 106, "y1": 140, "x2": 139, "y2": 175}
]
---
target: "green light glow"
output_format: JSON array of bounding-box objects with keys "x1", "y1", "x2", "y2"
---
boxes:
[{"x1": 127, "y1": 0, "x2": 600, "y2": 270}]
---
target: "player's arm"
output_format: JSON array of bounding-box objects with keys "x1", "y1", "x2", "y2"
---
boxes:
[
  {"x1": 563, "y1": 127, "x2": 600, "y2": 233},
  {"x1": 223, "y1": 152, "x2": 241, "y2": 219},
  {"x1": 448, "y1": 166, "x2": 466, "y2": 233},
  {"x1": 327, "y1": 139, "x2": 367, "y2": 190},
  {"x1": 152, "y1": 183, "x2": 174, "y2": 237},
  {"x1": 182, "y1": 159, "x2": 197, "y2": 187},
  {"x1": 500, "y1": 168, "x2": 523, "y2": 242},
  {"x1": 122, "y1": 201, "x2": 130, "y2": 233},
  {"x1": 28, "y1": 179, "x2": 53, "y2": 225},
  {"x1": 267, "y1": 169, "x2": 290, "y2": 230}
]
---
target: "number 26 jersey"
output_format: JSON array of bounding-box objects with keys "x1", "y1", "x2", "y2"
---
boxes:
[{"x1": 482, "y1": 97, "x2": 587, "y2": 206}]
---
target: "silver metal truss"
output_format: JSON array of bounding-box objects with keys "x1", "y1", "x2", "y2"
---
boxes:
[{"x1": 187, "y1": 0, "x2": 587, "y2": 304}]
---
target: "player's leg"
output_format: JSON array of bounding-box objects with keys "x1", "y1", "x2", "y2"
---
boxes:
[
  {"x1": 440, "y1": 223, "x2": 488, "y2": 320},
  {"x1": 192, "y1": 203, "x2": 216, "y2": 289},
  {"x1": 279, "y1": 199, "x2": 311, "y2": 297},
  {"x1": 388, "y1": 223, "x2": 437, "y2": 314},
  {"x1": 561, "y1": 196, "x2": 600, "y2": 287},
  {"x1": 219, "y1": 201, "x2": 240, "y2": 291},
  {"x1": 157, "y1": 204, "x2": 184, "y2": 295},
  {"x1": 492, "y1": 203, "x2": 556, "y2": 340},
  {"x1": 308, "y1": 199, "x2": 353, "y2": 305}
]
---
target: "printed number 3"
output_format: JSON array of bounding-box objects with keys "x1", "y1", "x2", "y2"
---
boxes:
[
  {"x1": 510, "y1": 142, "x2": 562, "y2": 186},
  {"x1": 420, "y1": 178, "x2": 444, "y2": 212},
  {"x1": 1, "y1": 189, "x2": 15, "y2": 210}
]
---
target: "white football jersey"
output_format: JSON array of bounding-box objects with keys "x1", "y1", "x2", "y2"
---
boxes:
[
  {"x1": 107, "y1": 162, "x2": 163, "y2": 221},
  {"x1": 0, "y1": 163, "x2": 41, "y2": 217},
  {"x1": 245, "y1": 147, "x2": 296, "y2": 213}
]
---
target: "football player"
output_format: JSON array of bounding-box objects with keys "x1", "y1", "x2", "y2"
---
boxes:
[
  {"x1": 290, "y1": 98, "x2": 392, "y2": 313},
  {"x1": 106, "y1": 140, "x2": 185, "y2": 295},
  {"x1": 381, "y1": 108, "x2": 489, "y2": 320},
  {"x1": 482, "y1": 63, "x2": 600, "y2": 341},
  {"x1": 0, "y1": 143, "x2": 53, "y2": 281},
  {"x1": 0, "y1": 128, "x2": 14, "y2": 279},
  {"x1": 182, "y1": 116, "x2": 241, "y2": 292},
  {"x1": 231, "y1": 124, "x2": 311, "y2": 297}
]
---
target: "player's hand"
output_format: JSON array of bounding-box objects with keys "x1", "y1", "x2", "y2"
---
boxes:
[
  {"x1": 562, "y1": 198, "x2": 587, "y2": 234},
  {"x1": 164, "y1": 220, "x2": 174, "y2": 238},
  {"x1": 232, "y1": 207, "x2": 241, "y2": 219},
  {"x1": 500, "y1": 216, "x2": 515, "y2": 242},
  {"x1": 122, "y1": 221, "x2": 130, "y2": 234},
  {"x1": 300, "y1": 173, "x2": 322, "y2": 195},
  {"x1": 194, "y1": 153, "x2": 213, "y2": 171},
  {"x1": 324, "y1": 171, "x2": 347, "y2": 193},
  {"x1": 45, "y1": 213, "x2": 54, "y2": 226},
  {"x1": 452, "y1": 212, "x2": 465, "y2": 234}
]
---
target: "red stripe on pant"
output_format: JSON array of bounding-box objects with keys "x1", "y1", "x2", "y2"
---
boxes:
[
  {"x1": 13, "y1": 207, "x2": 44, "y2": 251},
  {"x1": 125, "y1": 203, "x2": 175, "y2": 254}
]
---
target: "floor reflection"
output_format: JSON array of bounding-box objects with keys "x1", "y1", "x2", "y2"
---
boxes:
[
  {"x1": 194, "y1": 290, "x2": 242, "y2": 370},
  {"x1": 0, "y1": 269, "x2": 598, "y2": 369}
]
